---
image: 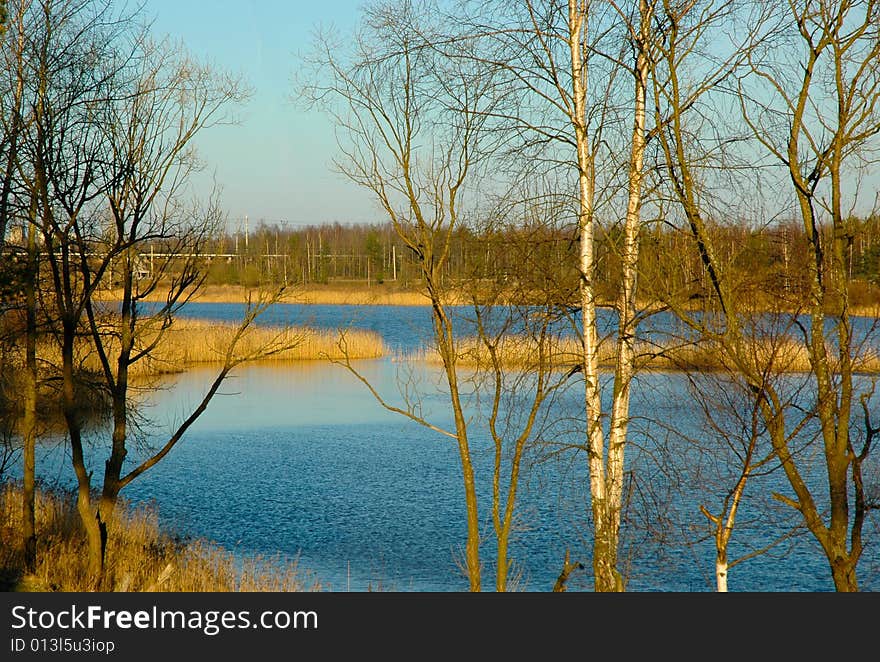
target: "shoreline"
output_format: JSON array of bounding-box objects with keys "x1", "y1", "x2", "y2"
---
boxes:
[
  {"x1": 95, "y1": 283, "x2": 435, "y2": 306},
  {"x1": 94, "y1": 283, "x2": 880, "y2": 318}
]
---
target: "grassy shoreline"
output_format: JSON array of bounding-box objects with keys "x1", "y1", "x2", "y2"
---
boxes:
[
  {"x1": 0, "y1": 483, "x2": 319, "y2": 592},
  {"x1": 410, "y1": 334, "x2": 880, "y2": 374},
  {"x1": 94, "y1": 283, "x2": 880, "y2": 318},
  {"x1": 142, "y1": 319, "x2": 387, "y2": 373},
  {"x1": 95, "y1": 283, "x2": 436, "y2": 306}
]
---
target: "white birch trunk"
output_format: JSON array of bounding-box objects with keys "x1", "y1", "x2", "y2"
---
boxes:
[
  {"x1": 605, "y1": 0, "x2": 651, "y2": 592},
  {"x1": 716, "y1": 559, "x2": 729, "y2": 593},
  {"x1": 568, "y1": 0, "x2": 606, "y2": 565}
]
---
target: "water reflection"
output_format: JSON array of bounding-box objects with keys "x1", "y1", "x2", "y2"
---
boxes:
[{"x1": 143, "y1": 361, "x2": 421, "y2": 433}]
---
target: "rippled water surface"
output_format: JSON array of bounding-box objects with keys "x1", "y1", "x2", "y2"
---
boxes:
[{"x1": 27, "y1": 303, "x2": 880, "y2": 591}]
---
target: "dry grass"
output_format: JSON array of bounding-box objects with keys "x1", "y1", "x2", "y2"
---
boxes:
[
  {"x1": 93, "y1": 282, "x2": 880, "y2": 317},
  {"x1": 11, "y1": 319, "x2": 386, "y2": 379},
  {"x1": 649, "y1": 336, "x2": 880, "y2": 374},
  {"x1": 409, "y1": 335, "x2": 586, "y2": 369},
  {"x1": 410, "y1": 334, "x2": 880, "y2": 374},
  {"x1": 138, "y1": 319, "x2": 386, "y2": 374},
  {"x1": 0, "y1": 483, "x2": 320, "y2": 592},
  {"x1": 292, "y1": 286, "x2": 433, "y2": 306},
  {"x1": 94, "y1": 283, "x2": 438, "y2": 306}
]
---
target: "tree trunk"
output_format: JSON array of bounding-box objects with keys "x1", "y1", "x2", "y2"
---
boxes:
[
  {"x1": 70, "y1": 432, "x2": 104, "y2": 587},
  {"x1": 444, "y1": 337, "x2": 481, "y2": 592},
  {"x1": 604, "y1": 0, "x2": 651, "y2": 593},
  {"x1": 830, "y1": 555, "x2": 858, "y2": 592},
  {"x1": 716, "y1": 556, "x2": 729, "y2": 593},
  {"x1": 61, "y1": 321, "x2": 104, "y2": 588},
  {"x1": 433, "y1": 294, "x2": 481, "y2": 591},
  {"x1": 496, "y1": 531, "x2": 509, "y2": 593},
  {"x1": 21, "y1": 211, "x2": 38, "y2": 572},
  {"x1": 568, "y1": 0, "x2": 617, "y2": 593}
]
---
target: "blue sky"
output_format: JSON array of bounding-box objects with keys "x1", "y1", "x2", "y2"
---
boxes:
[{"x1": 145, "y1": 0, "x2": 380, "y2": 232}]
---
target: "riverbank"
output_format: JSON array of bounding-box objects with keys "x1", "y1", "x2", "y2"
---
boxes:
[
  {"x1": 95, "y1": 283, "x2": 880, "y2": 318},
  {"x1": 96, "y1": 283, "x2": 437, "y2": 306},
  {"x1": 0, "y1": 483, "x2": 319, "y2": 592}
]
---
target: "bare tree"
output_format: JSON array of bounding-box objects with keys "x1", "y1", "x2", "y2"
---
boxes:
[
  {"x1": 737, "y1": 0, "x2": 880, "y2": 591},
  {"x1": 655, "y1": 0, "x2": 880, "y2": 591},
  {"x1": 648, "y1": 317, "x2": 813, "y2": 591},
  {"x1": 306, "y1": 0, "x2": 574, "y2": 592},
  {"x1": 0, "y1": 0, "x2": 39, "y2": 572},
  {"x1": 10, "y1": 0, "x2": 296, "y2": 587},
  {"x1": 81, "y1": 34, "x2": 251, "y2": 526},
  {"x1": 454, "y1": 0, "x2": 659, "y2": 591}
]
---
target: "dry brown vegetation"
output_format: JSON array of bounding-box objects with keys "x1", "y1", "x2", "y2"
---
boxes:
[
  {"x1": 8, "y1": 319, "x2": 387, "y2": 379},
  {"x1": 136, "y1": 319, "x2": 387, "y2": 374},
  {"x1": 410, "y1": 334, "x2": 880, "y2": 374},
  {"x1": 94, "y1": 283, "x2": 439, "y2": 306},
  {"x1": 0, "y1": 483, "x2": 319, "y2": 592},
  {"x1": 93, "y1": 283, "x2": 880, "y2": 319}
]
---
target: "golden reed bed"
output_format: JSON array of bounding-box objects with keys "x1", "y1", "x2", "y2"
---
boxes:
[
  {"x1": 144, "y1": 319, "x2": 386, "y2": 372},
  {"x1": 10, "y1": 319, "x2": 387, "y2": 378},
  {"x1": 95, "y1": 284, "x2": 437, "y2": 306},
  {"x1": 410, "y1": 334, "x2": 880, "y2": 374}
]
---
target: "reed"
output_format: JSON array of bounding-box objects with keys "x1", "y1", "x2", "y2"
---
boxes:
[
  {"x1": 0, "y1": 483, "x2": 320, "y2": 592},
  {"x1": 293, "y1": 287, "x2": 434, "y2": 306},
  {"x1": 409, "y1": 334, "x2": 880, "y2": 374},
  {"x1": 646, "y1": 336, "x2": 880, "y2": 374},
  {"x1": 94, "y1": 283, "x2": 438, "y2": 306},
  {"x1": 141, "y1": 319, "x2": 387, "y2": 373},
  {"x1": 408, "y1": 335, "x2": 587, "y2": 369},
  {"x1": 8, "y1": 319, "x2": 386, "y2": 379}
]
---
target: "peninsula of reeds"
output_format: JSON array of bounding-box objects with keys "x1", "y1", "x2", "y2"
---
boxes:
[
  {"x1": 141, "y1": 319, "x2": 387, "y2": 374},
  {"x1": 411, "y1": 334, "x2": 880, "y2": 374}
]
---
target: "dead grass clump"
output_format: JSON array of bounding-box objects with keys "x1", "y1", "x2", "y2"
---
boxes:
[
  {"x1": 5, "y1": 317, "x2": 386, "y2": 379},
  {"x1": 651, "y1": 336, "x2": 880, "y2": 374},
  {"x1": 94, "y1": 283, "x2": 437, "y2": 306}
]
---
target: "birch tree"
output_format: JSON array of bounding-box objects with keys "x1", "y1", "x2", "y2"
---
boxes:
[{"x1": 456, "y1": 0, "x2": 658, "y2": 591}]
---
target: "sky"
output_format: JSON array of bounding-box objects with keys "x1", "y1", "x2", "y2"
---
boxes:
[
  {"x1": 141, "y1": 1, "x2": 880, "y2": 232},
  {"x1": 145, "y1": 0, "x2": 380, "y2": 233}
]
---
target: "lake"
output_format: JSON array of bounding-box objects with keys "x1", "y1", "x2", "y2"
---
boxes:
[{"x1": 24, "y1": 302, "x2": 880, "y2": 591}]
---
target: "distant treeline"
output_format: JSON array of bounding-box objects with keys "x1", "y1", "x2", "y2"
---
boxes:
[{"x1": 191, "y1": 215, "x2": 880, "y2": 306}]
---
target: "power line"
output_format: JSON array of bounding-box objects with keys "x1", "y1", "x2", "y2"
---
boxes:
[{"x1": 225, "y1": 217, "x2": 386, "y2": 228}]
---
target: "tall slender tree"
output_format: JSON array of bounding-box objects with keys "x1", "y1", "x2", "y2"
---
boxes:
[
  {"x1": 9, "y1": 0, "x2": 294, "y2": 587},
  {"x1": 307, "y1": 0, "x2": 576, "y2": 591},
  {"x1": 655, "y1": 0, "x2": 880, "y2": 591}
]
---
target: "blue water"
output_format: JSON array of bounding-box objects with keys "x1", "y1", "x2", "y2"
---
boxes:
[{"x1": 17, "y1": 303, "x2": 880, "y2": 591}]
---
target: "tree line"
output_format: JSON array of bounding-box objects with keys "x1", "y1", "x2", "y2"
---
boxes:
[{"x1": 198, "y1": 215, "x2": 880, "y2": 308}]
